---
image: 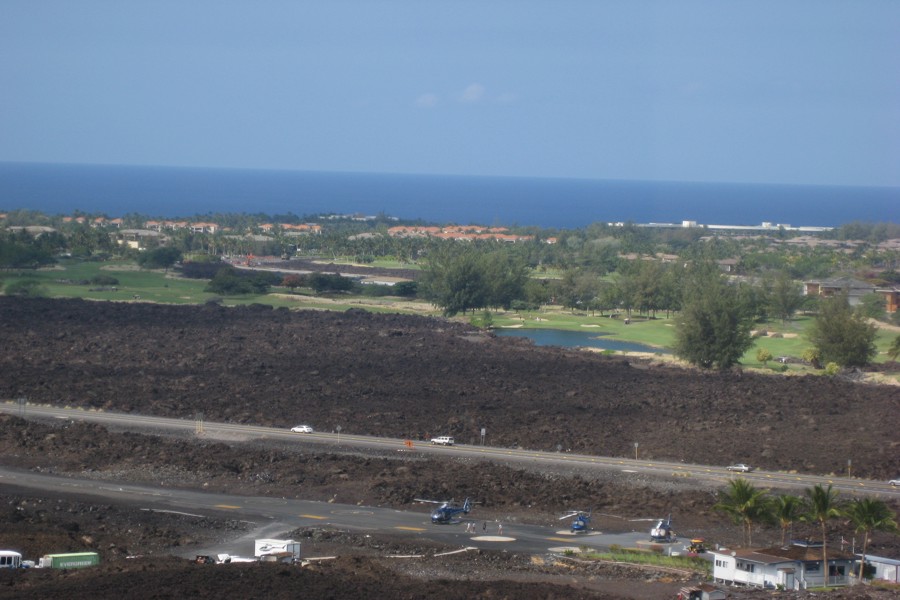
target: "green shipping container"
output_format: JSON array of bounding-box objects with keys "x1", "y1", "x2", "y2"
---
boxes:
[{"x1": 40, "y1": 552, "x2": 100, "y2": 569}]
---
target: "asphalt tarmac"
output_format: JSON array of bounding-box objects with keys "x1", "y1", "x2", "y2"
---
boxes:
[{"x1": 0, "y1": 466, "x2": 658, "y2": 559}]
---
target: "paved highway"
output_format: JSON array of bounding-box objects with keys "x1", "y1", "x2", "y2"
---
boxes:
[
  {"x1": 2, "y1": 402, "x2": 898, "y2": 499},
  {"x1": 0, "y1": 466, "x2": 651, "y2": 559}
]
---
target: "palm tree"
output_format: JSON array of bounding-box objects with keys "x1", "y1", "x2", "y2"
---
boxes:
[
  {"x1": 803, "y1": 484, "x2": 844, "y2": 587},
  {"x1": 774, "y1": 494, "x2": 803, "y2": 547},
  {"x1": 713, "y1": 478, "x2": 771, "y2": 547},
  {"x1": 846, "y1": 497, "x2": 899, "y2": 581}
]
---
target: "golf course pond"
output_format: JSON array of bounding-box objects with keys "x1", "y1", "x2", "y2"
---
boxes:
[{"x1": 495, "y1": 327, "x2": 670, "y2": 354}]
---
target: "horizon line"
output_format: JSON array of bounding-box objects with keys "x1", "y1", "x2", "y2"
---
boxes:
[{"x1": 2, "y1": 160, "x2": 898, "y2": 191}]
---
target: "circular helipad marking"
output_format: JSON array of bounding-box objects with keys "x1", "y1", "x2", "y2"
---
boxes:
[
  {"x1": 331, "y1": 510, "x2": 374, "y2": 515},
  {"x1": 470, "y1": 536, "x2": 515, "y2": 542},
  {"x1": 553, "y1": 530, "x2": 602, "y2": 537}
]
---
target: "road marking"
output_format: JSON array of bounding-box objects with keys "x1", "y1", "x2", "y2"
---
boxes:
[
  {"x1": 299, "y1": 514, "x2": 327, "y2": 520},
  {"x1": 142, "y1": 508, "x2": 206, "y2": 518},
  {"x1": 395, "y1": 526, "x2": 426, "y2": 532},
  {"x1": 214, "y1": 504, "x2": 241, "y2": 509},
  {"x1": 546, "y1": 537, "x2": 574, "y2": 542},
  {"x1": 435, "y1": 547, "x2": 477, "y2": 557}
]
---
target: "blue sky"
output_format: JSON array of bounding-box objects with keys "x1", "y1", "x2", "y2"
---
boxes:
[{"x1": 2, "y1": 1, "x2": 898, "y2": 187}]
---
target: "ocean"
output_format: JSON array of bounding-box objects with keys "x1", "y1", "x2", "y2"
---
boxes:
[{"x1": 1, "y1": 162, "x2": 897, "y2": 229}]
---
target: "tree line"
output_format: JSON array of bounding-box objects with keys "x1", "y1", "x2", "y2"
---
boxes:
[
  {"x1": 2, "y1": 214, "x2": 895, "y2": 369},
  {"x1": 416, "y1": 245, "x2": 883, "y2": 370}
]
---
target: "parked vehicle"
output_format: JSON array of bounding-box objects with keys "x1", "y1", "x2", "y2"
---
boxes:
[
  {"x1": 290, "y1": 425, "x2": 313, "y2": 433},
  {"x1": 889, "y1": 478, "x2": 900, "y2": 487},
  {"x1": 726, "y1": 463, "x2": 754, "y2": 473},
  {"x1": 430, "y1": 436, "x2": 454, "y2": 446},
  {"x1": 687, "y1": 538, "x2": 707, "y2": 554},
  {"x1": 414, "y1": 497, "x2": 473, "y2": 524},
  {"x1": 254, "y1": 539, "x2": 301, "y2": 563},
  {"x1": 650, "y1": 515, "x2": 676, "y2": 543},
  {"x1": 0, "y1": 551, "x2": 22, "y2": 569},
  {"x1": 38, "y1": 552, "x2": 99, "y2": 569}
]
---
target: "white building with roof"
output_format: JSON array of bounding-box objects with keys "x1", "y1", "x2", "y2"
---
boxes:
[{"x1": 710, "y1": 540, "x2": 855, "y2": 590}]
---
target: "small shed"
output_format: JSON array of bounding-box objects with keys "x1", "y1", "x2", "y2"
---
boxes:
[{"x1": 677, "y1": 583, "x2": 726, "y2": 600}]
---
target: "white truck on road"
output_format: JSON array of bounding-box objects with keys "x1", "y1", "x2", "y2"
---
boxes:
[{"x1": 726, "y1": 463, "x2": 754, "y2": 473}]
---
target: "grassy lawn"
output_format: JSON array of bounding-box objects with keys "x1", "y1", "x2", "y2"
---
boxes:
[
  {"x1": 3, "y1": 260, "x2": 304, "y2": 307},
  {"x1": 575, "y1": 547, "x2": 710, "y2": 576},
  {"x1": 311, "y1": 256, "x2": 422, "y2": 270},
  {"x1": 1, "y1": 259, "x2": 436, "y2": 313},
  {"x1": 3, "y1": 260, "x2": 213, "y2": 304},
  {"x1": 490, "y1": 307, "x2": 898, "y2": 379},
  {"x1": 370, "y1": 259, "x2": 421, "y2": 270}
]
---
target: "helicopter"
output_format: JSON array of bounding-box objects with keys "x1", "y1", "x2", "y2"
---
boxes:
[
  {"x1": 558, "y1": 509, "x2": 592, "y2": 533},
  {"x1": 649, "y1": 515, "x2": 676, "y2": 543},
  {"x1": 414, "y1": 497, "x2": 474, "y2": 524}
]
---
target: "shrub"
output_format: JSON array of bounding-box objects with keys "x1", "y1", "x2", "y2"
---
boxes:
[
  {"x1": 359, "y1": 284, "x2": 392, "y2": 297},
  {"x1": 181, "y1": 260, "x2": 226, "y2": 279},
  {"x1": 802, "y1": 348, "x2": 822, "y2": 369},
  {"x1": 90, "y1": 274, "x2": 119, "y2": 286},
  {"x1": 393, "y1": 281, "x2": 418, "y2": 297},
  {"x1": 824, "y1": 362, "x2": 841, "y2": 377},
  {"x1": 470, "y1": 311, "x2": 494, "y2": 329},
  {"x1": 4, "y1": 280, "x2": 47, "y2": 297}
]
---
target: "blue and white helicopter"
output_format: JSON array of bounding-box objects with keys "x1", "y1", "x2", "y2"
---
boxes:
[
  {"x1": 559, "y1": 509, "x2": 592, "y2": 533},
  {"x1": 414, "y1": 497, "x2": 474, "y2": 524},
  {"x1": 649, "y1": 515, "x2": 676, "y2": 543}
]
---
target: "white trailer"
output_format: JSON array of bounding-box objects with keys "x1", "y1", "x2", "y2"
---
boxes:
[
  {"x1": 254, "y1": 539, "x2": 301, "y2": 563},
  {"x1": 0, "y1": 551, "x2": 22, "y2": 569}
]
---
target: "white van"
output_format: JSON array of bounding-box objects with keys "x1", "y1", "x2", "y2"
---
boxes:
[{"x1": 430, "y1": 436, "x2": 454, "y2": 446}]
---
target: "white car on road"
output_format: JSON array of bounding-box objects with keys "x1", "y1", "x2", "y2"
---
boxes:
[
  {"x1": 290, "y1": 425, "x2": 314, "y2": 433},
  {"x1": 726, "y1": 463, "x2": 754, "y2": 473},
  {"x1": 889, "y1": 478, "x2": 900, "y2": 487}
]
